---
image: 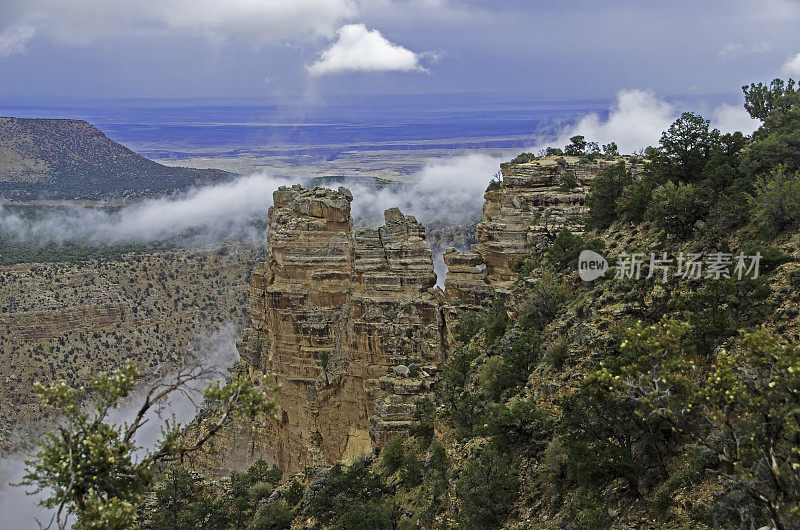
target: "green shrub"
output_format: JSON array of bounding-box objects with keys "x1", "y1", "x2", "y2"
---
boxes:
[
  {"x1": 585, "y1": 162, "x2": 632, "y2": 229},
  {"x1": 749, "y1": 165, "x2": 800, "y2": 233},
  {"x1": 454, "y1": 311, "x2": 482, "y2": 344},
  {"x1": 790, "y1": 268, "x2": 800, "y2": 290},
  {"x1": 518, "y1": 273, "x2": 566, "y2": 331},
  {"x1": 564, "y1": 135, "x2": 588, "y2": 156},
  {"x1": 617, "y1": 175, "x2": 656, "y2": 223},
  {"x1": 330, "y1": 501, "x2": 395, "y2": 530},
  {"x1": 382, "y1": 436, "x2": 405, "y2": 474},
  {"x1": 560, "y1": 170, "x2": 578, "y2": 190},
  {"x1": 426, "y1": 441, "x2": 449, "y2": 479},
  {"x1": 738, "y1": 241, "x2": 791, "y2": 273},
  {"x1": 543, "y1": 338, "x2": 570, "y2": 369},
  {"x1": 682, "y1": 277, "x2": 770, "y2": 355},
  {"x1": 305, "y1": 461, "x2": 388, "y2": 525},
  {"x1": 485, "y1": 399, "x2": 553, "y2": 449},
  {"x1": 569, "y1": 490, "x2": 610, "y2": 530},
  {"x1": 253, "y1": 500, "x2": 294, "y2": 530},
  {"x1": 246, "y1": 460, "x2": 282, "y2": 485},
  {"x1": 409, "y1": 398, "x2": 435, "y2": 446},
  {"x1": 484, "y1": 298, "x2": 509, "y2": 344},
  {"x1": 456, "y1": 446, "x2": 519, "y2": 528},
  {"x1": 645, "y1": 181, "x2": 708, "y2": 239},
  {"x1": 511, "y1": 152, "x2": 537, "y2": 164},
  {"x1": 479, "y1": 355, "x2": 514, "y2": 401},
  {"x1": 400, "y1": 451, "x2": 423, "y2": 488},
  {"x1": 546, "y1": 228, "x2": 604, "y2": 270},
  {"x1": 284, "y1": 480, "x2": 304, "y2": 506}
]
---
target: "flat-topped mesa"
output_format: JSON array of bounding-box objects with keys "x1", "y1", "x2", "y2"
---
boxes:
[{"x1": 188, "y1": 185, "x2": 442, "y2": 478}]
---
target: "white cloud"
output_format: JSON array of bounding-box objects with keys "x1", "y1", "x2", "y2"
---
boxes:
[
  {"x1": 710, "y1": 103, "x2": 760, "y2": 135},
  {"x1": 553, "y1": 89, "x2": 761, "y2": 154},
  {"x1": 308, "y1": 23, "x2": 422, "y2": 76},
  {"x1": 0, "y1": 0, "x2": 358, "y2": 52},
  {"x1": 160, "y1": 0, "x2": 357, "y2": 44},
  {"x1": 562, "y1": 89, "x2": 676, "y2": 153},
  {"x1": 0, "y1": 23, "x2": 35, "y2": 57},
  {"x1": 718, "y1": 41, "x2": 771, "y2": 58},
  {"x1": 782, "y1": 52, "x2": 800, "y2": 75}
]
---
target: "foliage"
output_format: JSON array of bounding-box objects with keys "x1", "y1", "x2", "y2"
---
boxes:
[
  {"x1": 568, "y1": 490, "x2": 610, "y2": 530},
  {"x1": 695, "y1": 330, "x2": 800, "y2": 529},
  {"x1": 382, "y1": 436, "x2": 405, "y2": 474},
  {"x1": 17, "y1": 362, "x2": 276, "y2": 529},
  {"x1": 151, "y1": 466, "x2": 229, "y2": 530},
  {"x1": 545, "y1": 228, "x2": 604, "y2": 270},
  {"x1": 560, "y1": 320, "x2": 688, "y2": 493},
  {"x1": 305, "y1": 460, "x2": 389, "y2": 526},
  {"x1": 400, "y1": 450, "x2": 423, "y2": 488},
  {"x1": 453, "y1": 310, "x2": 482, "y2": 344},
  {"x1": 645, "y1": 180, "x2": 708, "y2": 239},
  {"x1": 749, "y1": 165, "x2": 800, "y2": 233},
  {"x1": 485, "y1": 399, "x2": 553, "y2": 450},
  {"x1": 484, "y1": 297, "x2": 509, "y2": 344},
  {"x1": 284, "y1": 480, "x2": 304, "y2": 507},
  {"x1": 743, "y1": 78, "x2": 797, "y2": 121},
  {"x1": 559, "y1": 170, "x2": 578, "y2": 190},
  {"x1": 439, "y1": 346, "x2": 487, "y2": 439},
  {"x1": 409, "y1": 397, "x2": 435, "y2": 446},
  {"x1": 564, "y1": 135, "x2": 588, "y2": 156},
  {"x1": 682, "y1": 277, "x2": 770, "y2": 355},
  {"x1": 518, "y1": 273, "x2": 565, "y2": 331},
  {"x1": 602, "y1": 142, "x2": 619, "y2": 155},
  {"x1": 456, "y1": 445, "x2": 519, "y2": 528},
  {"x1": 585, "y1": 162, "x2": 632, "y2": 229},
  {"x1": 741, "y1": 78, "x2": 800, "y2": 176},
  {"x1": 543, "y1": 338, "x2": 570, "y2": 369},
  {"x1": 656, "y1": 113, "x2": 718, "y2": 181},
  {"x1": 252, "y1": 501, "x2": 293, "y2": 530},
  {"x1": 510, "y1": 152, "x2": 537, "y2": 164}
]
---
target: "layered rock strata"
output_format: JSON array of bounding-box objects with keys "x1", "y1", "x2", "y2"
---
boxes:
[
  {"x1": 188, "y1": 186, "x2": 441, "y2": 477},
  {"x1": 191, "y1": 157, "x2": 638, "y2": 478}
]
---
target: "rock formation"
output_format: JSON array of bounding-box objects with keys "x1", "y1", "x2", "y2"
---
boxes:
[
  {"x1": 188, "y1": 156, "x2": 638, "y2": 478},
  {"x1": 188, "y1": 185, "x2": 441, "y2": 477}
]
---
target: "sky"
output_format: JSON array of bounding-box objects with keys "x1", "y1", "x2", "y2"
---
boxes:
[{"x1": 1, "y1": 0, "x2": 800, "y2": 102}]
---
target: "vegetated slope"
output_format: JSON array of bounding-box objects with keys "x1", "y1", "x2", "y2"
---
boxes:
[
  {"x1": 0, "y1": 117, "x2": 234, "y2": 201},
  {"x1": 0, "y1": 245, "x2": 264, "y2": 456}
]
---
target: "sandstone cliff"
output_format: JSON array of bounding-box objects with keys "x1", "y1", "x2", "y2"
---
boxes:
[
  {"x1": 187, "y1": 185, "x2": 441, "y2": 477},
  {"x1": 189, "y1": 156, "x2": 635, "y2": 478}
]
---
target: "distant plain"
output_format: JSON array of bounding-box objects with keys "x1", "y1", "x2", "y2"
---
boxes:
[{"x1": 0, "y1": 93, "x2": 612, "y2": 180}]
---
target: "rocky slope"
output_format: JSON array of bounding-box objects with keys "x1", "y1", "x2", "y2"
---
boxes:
[
  {"x1": 187, "y1": 156, "x2": 629, "y2": 478},
  {"x1": 0, "y1": 246, "x2": 261, "y2": 455},
  {"x1": 0, "y1": 117, "x2": 233, "y2": 201}
]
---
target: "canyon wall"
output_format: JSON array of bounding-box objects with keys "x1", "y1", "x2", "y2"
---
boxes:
[{"x1": 188, "y1": 156, "x2": 638, "y2": 477}]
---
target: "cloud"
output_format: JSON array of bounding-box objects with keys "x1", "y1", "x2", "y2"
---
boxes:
[
  {"x1": 561, "y1": 89, "x2": 676, "y2": 153},
  {"x1": 308, "y1": 23, "x2": 422, "y2": 76},
  {"x1": 0, "y1": 173, "x2": 295, "y2": 246},
  {"x1": 718, "y1": 41, "x2": 771, "y2": 58},
  {"x1": 0, "y1": 153, "x2": 502, "y2": 247},
  {"x1": 551, "y1": 89, "x2": 762, "y2": 154},
  {"x1": 710, "y1": 103, "x2": 760, "y2": 135},
  {"x1": 160, "y1": 0, "x2": 357, "y2": 45},
  {"x1": 0, "y1": 0, "x2": 357, "y2": 52},
  {"x1": 344, "y1": 153, "x2": 500, "y2": 225},
  {"x1": 0, "y1": 23, "x2": 35, "y2": 57},
  {"x1": 782, "y1": 52, "x2": 800, "y2": 75}
]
